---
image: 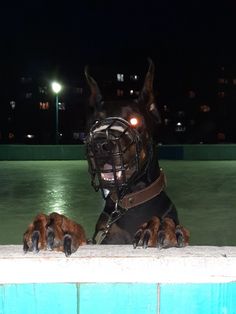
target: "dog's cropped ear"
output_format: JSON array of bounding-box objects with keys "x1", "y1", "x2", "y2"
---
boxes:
[
  {"x1": 85, "y1": 66, "x2": 104, "y2": 111},
  {"x1": 138, "y1": 58, "x2": 161, "y2": 124}
]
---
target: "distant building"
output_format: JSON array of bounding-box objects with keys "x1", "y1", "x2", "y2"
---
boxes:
[
  {"x1": 1, "y1": 63, "x2": 236, "y2": 144},
  {"x1": 1, "y1": 75, "x2": 86, "y2": 144}
]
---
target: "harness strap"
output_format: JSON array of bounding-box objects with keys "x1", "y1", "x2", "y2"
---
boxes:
[
  {"x1": 95, "y1": 170, "x2": 167, "y2": 244},
  {"x1": 111, "y1": 169, "x2": 166, "y2": 209},
  {"x1": 94, "y1": 205, "x2": 128, "y2": 244}
]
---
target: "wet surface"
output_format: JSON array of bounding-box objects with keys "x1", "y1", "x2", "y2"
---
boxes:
[
  {"x1": 0, "y1": 161, "x2": 103, "y2": 244},
  {"x1": 0, "y1": 160, "x2": 236, "y2": 246}
]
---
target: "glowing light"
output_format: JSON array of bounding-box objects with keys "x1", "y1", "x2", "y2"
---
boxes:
[
  {"x1": 130, "y1": 117, "x2": 139, "y2": 126},
  {"x1": 51, "y1": 82, "x2": 62, "y2": 94},
  {"x1": 26, "y1": 134, "x2": 35, "y2": 139}
]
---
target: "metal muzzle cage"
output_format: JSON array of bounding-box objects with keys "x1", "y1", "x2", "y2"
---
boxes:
[{"x1": 85, "y1": 117, "x2": 143, "y2": 199}]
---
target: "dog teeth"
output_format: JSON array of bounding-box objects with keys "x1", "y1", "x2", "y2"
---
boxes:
[
  {"x1": 100, "y1": 163, "x2": 122, "y2": 181},
  {"x1": 101, "y1": 171, "x2": 122, "y2": 181}
]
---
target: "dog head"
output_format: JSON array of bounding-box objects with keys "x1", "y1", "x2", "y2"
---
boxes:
[{"x1": 85, "y1": 59, "x2": 161, "y2": 199}]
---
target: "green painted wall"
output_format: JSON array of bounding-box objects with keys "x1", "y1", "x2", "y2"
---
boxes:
[
  {"x1": 0, "y1": 144, "x2": 236, "y2": 160},
  {"x1": 0, "y1": 145, "x2": 86, "y2": 160}
]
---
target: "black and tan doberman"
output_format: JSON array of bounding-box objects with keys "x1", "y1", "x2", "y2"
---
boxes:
[{"x1": 23, "y1": 59, "x2": 189, "y2": 255}]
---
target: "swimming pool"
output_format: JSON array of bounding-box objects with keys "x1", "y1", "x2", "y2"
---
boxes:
[{"x1": 0, "y1": 160, "x2": 236, "y2": 246}]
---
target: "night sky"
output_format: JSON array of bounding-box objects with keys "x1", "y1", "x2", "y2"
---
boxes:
[{"x1": 1, "y1": 1, "x2": 236, "y2": 80}]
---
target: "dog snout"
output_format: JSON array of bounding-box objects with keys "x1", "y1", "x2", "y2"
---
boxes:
[
  {"x1": 92, "y1": 137, "x2": 118, "y2": 155},
  {"x1": 101, "y1": 142, "x2": 110, "y2": 152}
]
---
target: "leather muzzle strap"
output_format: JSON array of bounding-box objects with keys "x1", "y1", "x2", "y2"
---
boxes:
[{"x1": 111, "y1": 169, "x2": 166, "y2": 210}]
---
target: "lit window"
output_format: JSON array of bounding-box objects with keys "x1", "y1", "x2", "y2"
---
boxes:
[
  {"x1": 188, "y1": 90, "x2": 196, "y2": 99},
  {"x1": 117, "y1": 89, "x2": 124, "y2": 96},
  {"x1": 8, "y1": 132, "x2": 15, "y2": 140},
  {"x1": 200, "y1": 105, "x2": 210, "y2": 112},
  {"x1": 39, "y1": 102, "x2": 49, "y2": 110},
  {"x1": 177, "y1": 110, "x2": 185, "y2": 118},
  {"x1": 20, "y1": 77, "x2": 32, "y2": 84},
  {"x1": 117, "y1": 73, "x2": 124, "y2": 82},
  {"x1": 175, "y1": 122, "x2": 186, "y2": 133},
  {"x1": 25, "y1": 92, "x2": 32, "y2": 99},
  {"x1": 164, "y1": 118, "x2": 169, "y2": 126},
  {"x1": 75, "y1": 87, "x2": 83, "y2": 94},
  {"x1": 10, "y1": 101, "x2": 16, "y2": 109},
  {"x1": 59, "y1": 102, "x2": 66, "y2": 110},
  {"x1": 217, "y1": 91, "x2": 225, "y2": 98},
  {"x1": 39, "y1": 86, "x2": 48, "y2": 94},
  {"x1": 26, "y1": 134, "x2": 35, "y2": 139},
  {"x1": 130, "y1": 74, "x2": 139, "y2": 81},
  {"x1": 217, "y1": 132, "x2": 226, "y2": 141},
  {"x1": 218, "y1": 78, "x2": 228, "y2": 84},
  {"x1": 163, "y1": 105, "x2": 169, "y2": 112}
]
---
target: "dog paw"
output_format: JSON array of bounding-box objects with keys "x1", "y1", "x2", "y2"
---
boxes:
[
  {"x1": 133, "y1": 216, "x2": 189, "y2": 249},
  {"x1": 133, "y1": 216, "x2": 161, "y2": 249},
  {"x1": 23, "y1": 212, "x2": 87, "y2": 256},
  {"x1": 23, "y1": 213, "x2": 49, "y2": 253}
]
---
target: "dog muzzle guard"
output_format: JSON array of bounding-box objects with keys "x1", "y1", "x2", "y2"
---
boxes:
[{"x1": 86, "y1": 117, "x2": 148, "y2": 200}]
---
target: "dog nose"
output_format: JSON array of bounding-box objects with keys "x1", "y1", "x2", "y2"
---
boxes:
[
  {"x1": 93, "y1": 142, "x2": 111, "y2": 154},
  {"x1": 101, "y1": 143, "x2": 109, "y2": 152}
]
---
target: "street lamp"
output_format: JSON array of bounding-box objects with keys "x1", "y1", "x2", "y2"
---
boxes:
[{"x1": 51, "y1": 82, "x2": 62, "y2": 144}]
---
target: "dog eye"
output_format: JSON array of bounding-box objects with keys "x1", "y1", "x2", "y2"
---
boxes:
[{"x1": 129, "y1": 116, "x2": 140, "y2": 127}]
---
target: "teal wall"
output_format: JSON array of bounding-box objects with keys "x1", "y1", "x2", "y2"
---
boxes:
[
  {"x1": 0, "y1": 145, "x2": 86, "y2": 160},
  {"x1": 158, "y1": 144, "x2": 236, "y2": 160},
  {"x1": 1, "y1": 144, "x2": 236, "y2": 160},
  {"x1": 1, "y1": 282, "x2": 236, "y2": 314}
]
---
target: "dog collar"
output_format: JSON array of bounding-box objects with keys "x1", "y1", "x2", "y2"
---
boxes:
[{"x1": 111, "y1": 169, "x2": 166, "y2": 209}]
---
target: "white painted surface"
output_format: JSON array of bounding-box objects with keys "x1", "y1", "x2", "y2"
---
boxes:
[{"x1": 0, "y1": 245, "x2": 236, "y2": 284}]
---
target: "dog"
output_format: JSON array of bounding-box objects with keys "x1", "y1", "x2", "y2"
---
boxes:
[
  {"x1": 23, "y1": 59, "x2": 189, "y2": 256},
  {"x1": 85, "y1": 58, "x2": 189, "y2": 247}
]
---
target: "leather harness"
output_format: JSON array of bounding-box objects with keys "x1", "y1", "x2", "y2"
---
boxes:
[
  {"x1": 111, "y1": 169, "x2": 166, "y2": 210},
  {"x1": 94, "y1": 169, "x2": 166, "y2": 244}
]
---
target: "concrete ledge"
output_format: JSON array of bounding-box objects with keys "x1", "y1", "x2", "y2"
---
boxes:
[{"x1": 1, "y1": 245, "x2": 236, "y2": 284}]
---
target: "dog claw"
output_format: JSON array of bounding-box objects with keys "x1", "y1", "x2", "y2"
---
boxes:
[
  {"x1": 175, "y1": 226, "x2": 187, "y2": 247},
  {"x1": 23, "y1": 240, "x2": 29, "y2": 253},
  {"x1": 157, "y1": 230, "x2": 165, "y2": 248},
  {"x1": 32, "y1": 230, "x2": 40, "y2": 253},
  {"x1": 64, "y1": 234, "x2": 72, "y2": 257},
  {"x1": 47, "y1": 229, "x2": 55, "y2": 250},
  {"x1": 133, "y1": 230, "x2": 142, "y2": 249},
  {"x1": 133, "y1": 229, "x2": 151, "y2": 249},
  {"x1": 142, "y1": 230, "x2": 151, "y2": 249}
]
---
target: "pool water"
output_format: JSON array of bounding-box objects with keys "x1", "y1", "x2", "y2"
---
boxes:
[{"x1": 0, "y1": 160, "x2": 236, "y2": 246}]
